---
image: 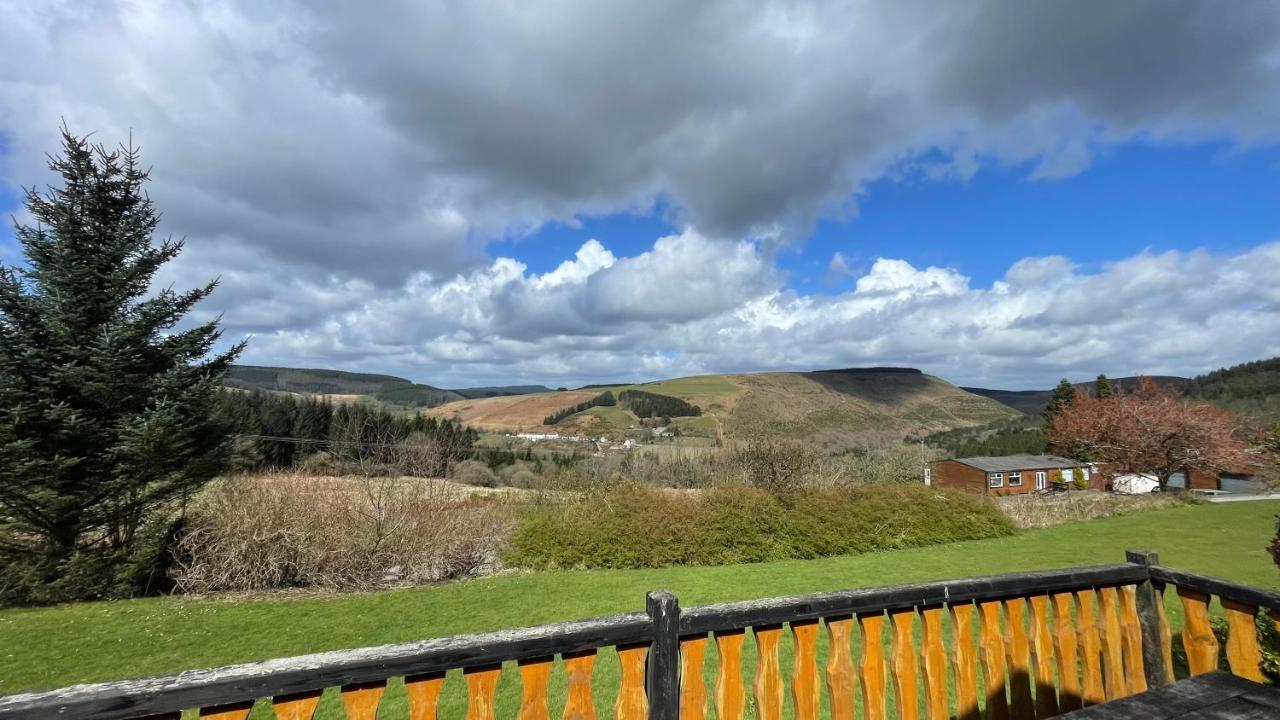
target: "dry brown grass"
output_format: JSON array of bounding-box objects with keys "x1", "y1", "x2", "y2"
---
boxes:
[
  {"x1": 425, "y1": 391, "x2": 600, "y2": 432},
  {"x1": 997, "y1": 491, "x2": 1199, "y2": 529},
  {"x1": 172, "y1": 472, "x2": 513, "y2": 593}
]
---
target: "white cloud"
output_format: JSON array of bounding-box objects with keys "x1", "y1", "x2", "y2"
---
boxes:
[
  {"x1": 3, "y1": 2, "x2": 1280, "y2": 387},
  {"x1": 229, "y1": 235, "x2": 1280, "y2": 389}
]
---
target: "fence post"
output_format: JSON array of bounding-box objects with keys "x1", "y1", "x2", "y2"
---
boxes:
[
  {"x1": 1126, "y1": 549, "x2": 1171, "y2": 688},
  {"x1": 646, "y1": 590, "x2": 681, "y2": 720}
]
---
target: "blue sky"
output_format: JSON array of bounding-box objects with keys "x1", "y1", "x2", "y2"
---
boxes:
[
  {"x1": 3, "y1": 2, "x2": 1280, "y2": 389},
  {"x1": 489, "y1": 141, "x2": 1280, "y2": 299}
]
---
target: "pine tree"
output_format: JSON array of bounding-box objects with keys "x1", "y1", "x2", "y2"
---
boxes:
[
  {"x1": 1043, "y1": 378, "x2": 1077, "y2": 425},
  {"x1": 1095, "y1": 373, "x2": 1115, "y2": 399},
  {"x1": 0, "y1": 127, "x2": 243, "y2": 602}
]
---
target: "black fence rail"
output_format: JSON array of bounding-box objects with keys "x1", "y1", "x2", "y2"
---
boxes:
[{"x1": 0, "y1": 551, "x2": 1272, "y2": 720}]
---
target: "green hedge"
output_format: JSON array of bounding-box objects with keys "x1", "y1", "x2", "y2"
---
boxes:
[{"x1": 505, "y1": 483, "x2": 1016, "y2": 569}]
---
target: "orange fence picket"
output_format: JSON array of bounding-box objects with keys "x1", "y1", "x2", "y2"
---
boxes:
[
  {"x1": 1118, "y1": 585, "x2": 1148, "y2": 695},
  {"x1": 406, "y1": 673, "x2": 445, "y2": 720},
  {"x1": 563, "y1": 651, "x2": 597, "y2": 720},
  {"x1": 615, "y1": 644, "x2": 649, "y2": 720},
  {"x1": 825, "y1": 616, "x2": 857, "y2": 720},
  {"x1": 466, "y1": 665, "x2": 502, "y2": 720},
  {"x1": 790, "y1": 621, "x2": 821, "y2": 720},
  {"x1": 679, "y1": 636, "x2": 709, "y2": 720},
  {"x1": 1028, "y1": 595, "x2": 1059, "y2": 719},
  {"x1": 1075, "y1": 590, "x2": 1105, "y2": 706},
  {"x1": 714, "y1": 630, "x2": 747, "y2": 720},
  {"x1": 858, "y1": 613, "x2": 888, "y2": 720},
  {"x1": 272, "y1": 692, "x2": 322, "y2": 720},
  {"x1": 1003, "y1": 597, "x2": 1033, "y2": 720},
  {"x1": 1177, "y1": 588, "x2": 1220, "y2": 676},
  {"x1": 889, "y1": 609, "x2": 920, "y2": 720},
  {"x1": 1051, "y1": 593, "x2": 1081, "y2": 714},
  {"x1": 753, "y1": 625, "x2": 784, "y2": 720},
  {"x1": 1222, "y1": 599, "x2": 1265, "y2": 682},
  {"x1": 919, "y1": 606, "x2": 949, "y2": 720},
  {"x1": 950, "y1": 603, "x2": 979, "y2": 720},
  {"x1": 341, "y1": 682, "x2": 385, "y2": 720},
  {"x1": 978, "y1": 600, "x2": 1009, "y2": 720},
  {"x1": 518, "y1": 659, "x2": 553, "y2": 720}
]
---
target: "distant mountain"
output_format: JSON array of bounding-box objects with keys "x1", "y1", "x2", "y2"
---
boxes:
[
  {"x1": 453, "y1": 385, "x2": 554, "y2": 399},
  {"x1": 960, "y1": 388, "x2": 1052, "y2": 416},
  {"x1": 426, "y1": 367, "x2": 1017, "y2": 445},
  {"x1": 225, "y1": 365, "x2": 425, "y2": 396},
  {"x1": 225, "y1": 365, "x2": 552, "y2": 408},
  {"x1": 968, "y1": 375, "x2": 1193, "y2": 417}
]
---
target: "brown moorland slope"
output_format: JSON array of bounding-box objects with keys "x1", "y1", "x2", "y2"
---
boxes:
[{"x1": 426, "y1": 368, "x2": 1017, "y2": 442}]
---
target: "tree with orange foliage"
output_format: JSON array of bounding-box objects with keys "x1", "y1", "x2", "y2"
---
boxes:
[{"x1": 1048, "y1": 377, "x2": 1250, "y2": 490}]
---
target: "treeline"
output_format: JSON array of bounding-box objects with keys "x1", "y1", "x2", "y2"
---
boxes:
[
  {"x1": 619, "y1": 389, "x2": 701, "y2": 419},
  {"x1": 923, "y1": 417, "x2": 1047, "y2": 458},
  {"x1": 218, "y1": 391, "x2": 476, "y2": 473},
  {"x1": 1188, "y1": 357, "x2": 1280, "y2": 402},
  {"x1": 543, "y1": 391, "x2": 616, "y2": 425}
]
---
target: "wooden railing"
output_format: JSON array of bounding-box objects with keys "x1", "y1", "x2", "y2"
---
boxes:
[{"x1": 0, "y1": 550, "x2": 1275, "y2": 720}]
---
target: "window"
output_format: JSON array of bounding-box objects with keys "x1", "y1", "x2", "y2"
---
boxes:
[
  {"x1": 988, "y1": 472, "x2": 1004, "y2": 488},
  {"x1": 1009, "y1": 472, "x2": 1023, "y2": 487}
]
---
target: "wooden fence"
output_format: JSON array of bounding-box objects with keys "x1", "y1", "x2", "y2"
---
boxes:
[{"x1": 0, "y1": 549, "x2": 1277, "y2": 720}]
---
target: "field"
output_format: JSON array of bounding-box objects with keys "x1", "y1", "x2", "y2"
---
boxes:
[{"x1": 3, "y1": 501, "x2": 1277, "y2": 718}]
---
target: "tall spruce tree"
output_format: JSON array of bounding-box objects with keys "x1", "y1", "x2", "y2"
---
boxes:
[
  {"x1": 1043, "y1": 378, "x2": 1077, "y2": 425},
  {"x1": 1095, "y1": 373, "x2": 1115, "y2": 399},
  {"x1": 0, "y1": 128, "x2": 242, "y2": 602}
]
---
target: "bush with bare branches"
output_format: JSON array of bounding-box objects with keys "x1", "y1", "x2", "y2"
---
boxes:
[{"x1": 171, "y1": 473, "x2": 511, "y2": 592}]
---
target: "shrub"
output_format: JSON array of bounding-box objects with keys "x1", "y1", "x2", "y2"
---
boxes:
[
  {"x1": 721, "y1": 440, "x2": 824, "y2": 495},
  {"x1": 452, "y1": 460, "x2": 499, "y2": 488},
  {"x1": 172, "y1": 474, "x2": 511, "y2": 592},
  {"x1": 498, "y1": 462, "x2": 543, "y2": 489},
  {"x1": 505, "y1": 482, "x2": 1014, "y2": 570}
]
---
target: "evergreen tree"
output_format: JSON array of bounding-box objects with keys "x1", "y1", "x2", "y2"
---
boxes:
[
  {"x1": 1095, "y1": 374, "x2": 1115, "y2": 399},
  {"x1": 1043, "y1": 378, "x2": 1077, "y2": 425},
  {"x1": 0, "y1": 128, "x2": 243, "y2": 602}
]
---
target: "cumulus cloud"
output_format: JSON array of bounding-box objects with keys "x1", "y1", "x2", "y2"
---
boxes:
[
  {"x1": 3, "y1": 1, "x2": 1280, "y2": 386},
  {"x1": 233, "y1": 236, "x2": 1280, "y2": 389}
]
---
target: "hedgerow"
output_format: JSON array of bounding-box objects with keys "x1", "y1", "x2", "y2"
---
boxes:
[{"x1": 504, "y1": 483, "x2": 1015, "y2": 569}]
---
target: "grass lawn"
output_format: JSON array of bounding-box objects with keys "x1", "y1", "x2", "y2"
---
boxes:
[{"x1": 3, "y1": 501, "x2": 1278, "y2": 718}]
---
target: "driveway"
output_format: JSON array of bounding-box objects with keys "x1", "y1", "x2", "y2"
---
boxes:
[{"x1": 1205, "y1": 493, "x2": 1280, "y2": 503}]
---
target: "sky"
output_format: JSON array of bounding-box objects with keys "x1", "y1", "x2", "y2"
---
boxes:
[{"x1": 2, "y1": 2, "x2": 1280, "y2": 390}]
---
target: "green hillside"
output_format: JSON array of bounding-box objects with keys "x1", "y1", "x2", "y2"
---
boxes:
[
  {"x1": 224, "y1": 366, "x2": 551, "y2": 409},
  {"x1": 225, "y1": 365, "x2": 421, "y2": 396},
  {"x1": 1188, "y1": 356, "x2": 1280, "y2": 424}
]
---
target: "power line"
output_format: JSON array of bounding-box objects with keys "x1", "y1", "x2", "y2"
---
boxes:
[{"x1": 231, "y1": 434, "x2": 597, "y2": 457}]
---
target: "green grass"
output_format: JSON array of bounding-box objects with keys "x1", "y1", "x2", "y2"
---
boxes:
[
  {"x1": 634, "y1": 375, "x2": 741, "y2": 400},
  {"x1": 578, "y1": 404, "x2": 637, "y2": 431},
  {"x1": 4, "y1": 501, "x2": 1279, "y2": 718}
]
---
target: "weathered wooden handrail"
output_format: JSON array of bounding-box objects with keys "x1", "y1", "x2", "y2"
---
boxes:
[{"x1": 0, "y1": 552, "x2": 1273, "y2": 720}]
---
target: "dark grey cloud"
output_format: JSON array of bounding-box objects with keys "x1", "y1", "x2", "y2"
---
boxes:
[{"x1": 3, "y1": 1, "x2": 1280, "y2": 385}]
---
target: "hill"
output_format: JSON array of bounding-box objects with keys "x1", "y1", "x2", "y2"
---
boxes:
[
  {"x1": 1187, "y1": 356, "x2": 1280, "y2": 423},
  {"x1": 225, "y1": 365, "x2": 421, "y2": 396},
  {"x1": 225, "y1": 366, "x2": 551, "y2": 408},
  {"x1": 426, "y1": 367, "x2": 1018, "y2": 444},
  {"x1": 967, "y1": 375, "x2": 1190, "y2": 416}
]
